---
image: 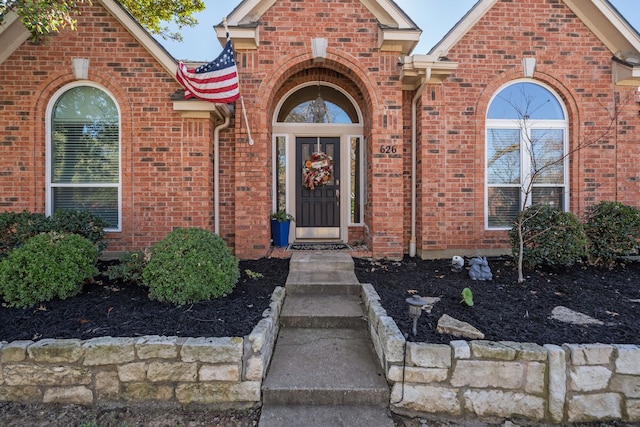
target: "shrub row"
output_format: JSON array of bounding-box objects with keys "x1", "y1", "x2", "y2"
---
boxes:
[
  {"x1": 510, "y1": 201, "x2": 640, "y2": 268},
  {"x1": 0, "y1": 211, "x2": 238, "y2": 308}
]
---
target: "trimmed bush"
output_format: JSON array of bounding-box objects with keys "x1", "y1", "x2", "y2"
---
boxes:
[
  {"x1": 142, "y1": 228, "x2": 239, "y2": 305},
  {"x1": 52, "y1": 210, "x2": 109, "y2": 253},
  {"x1": 0, "y1": 211, "x2": 52, "y2": 258},
  {"x1": 0, "y1": 232, "x2": 99, "y2": 308},
  {"x1": 509, "y1": 205, "x2": 587, "y2": 268},
  {"x1": 107, "y1": 250, "x2": 150, "y2": 284},
  {"x1": 0, "y1": 210, "x2": 108, "y2": 259},
  {"x1": 584, "y1": 201, "x2": 640, "y2": 266}
]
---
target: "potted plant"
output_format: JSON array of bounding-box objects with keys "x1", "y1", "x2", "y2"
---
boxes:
[{"x1": 270, "y1": 210, "x2": 295, "y2": 247}]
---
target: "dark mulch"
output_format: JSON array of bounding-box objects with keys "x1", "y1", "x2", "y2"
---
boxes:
[
  {"x1": 355, "y1": 256, "x2": 640, "y2": 346},
  {"x1": 0, "y1": 258, "x2": 289, "y2": 342},
  {"x1": 1, "y1": 255, "x2": 639, "y2": 346}
]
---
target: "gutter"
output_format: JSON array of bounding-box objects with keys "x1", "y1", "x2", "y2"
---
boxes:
[
  {"x1": 214, "y1": 115, "x2": 231, "y2": 235},
  {"x1": 409, "y1": 69, "x2": 430, "y2": 258}
]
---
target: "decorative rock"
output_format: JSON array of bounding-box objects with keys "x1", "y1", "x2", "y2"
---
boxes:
[
  {"x1": 550, "y1": 306, "x2": 604, "y2": 325},
  {"x1": 437, "y1": 314, "x2": 484, "y2": 339}
]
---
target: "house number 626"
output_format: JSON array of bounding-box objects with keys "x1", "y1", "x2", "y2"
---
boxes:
[{"x1": 379, "y1": 145, "x2": 397, "y2": 154}]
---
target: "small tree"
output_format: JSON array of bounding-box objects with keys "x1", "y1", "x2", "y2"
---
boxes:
[
  {"x1": 489, "y1": 84, "x2": 635, "y2": 282},
  {"x1": 0, "y1": 0, "x2": 205, "y2": 43}
]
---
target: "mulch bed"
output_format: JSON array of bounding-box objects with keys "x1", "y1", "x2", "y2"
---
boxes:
[
  {"x1": 1, "y1": 255, "x2": 639, "y2": 347},
  {"x1": 355, "y1": 256, "x2": 640, "y2": 346}
]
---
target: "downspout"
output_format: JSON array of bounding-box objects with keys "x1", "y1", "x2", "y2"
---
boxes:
[
  {"x1": 214, "y1": 115, "x2": 231, "y2": 235},
  {"x1": 409, "y1": 69, "x2": 431, "y2": 257}
]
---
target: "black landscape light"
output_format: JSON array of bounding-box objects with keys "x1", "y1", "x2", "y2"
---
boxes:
[{"x1": 406, "y1": 294, "x2": 427, "y2": 337}]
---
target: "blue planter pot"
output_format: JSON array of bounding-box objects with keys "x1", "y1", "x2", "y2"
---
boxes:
[{"x1": 271, "y1": 220, "x2": 291, "y2": 247}]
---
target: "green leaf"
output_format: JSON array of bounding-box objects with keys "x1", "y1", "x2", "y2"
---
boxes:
[{"x1": 461, "y1": 287, "x2": 474, "y2": 307}]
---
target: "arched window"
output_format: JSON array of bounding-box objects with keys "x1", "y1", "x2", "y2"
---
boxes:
[
  {"x1": 47, "y1": 84, "x2": 120, "y2": 230},
  {"x1": 277, "y1": 84, "x2": 358, "y2": 124},
  {"x1": 486, "y1": 81, "x2": 568, "y2": 229}
]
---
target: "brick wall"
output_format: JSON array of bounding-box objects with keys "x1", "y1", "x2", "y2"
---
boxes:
[
  {"x1": 416, "y1": 0, "x2": 640, "y2": 258},
  {"x1": 0, "y1": 3, "x2": 220, "y2": 254}
]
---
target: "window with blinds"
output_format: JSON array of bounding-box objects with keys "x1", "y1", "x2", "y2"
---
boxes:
[
  {"x1": 486, "y1": 81, "x2": 568, "y2": 229},
  {"x1": 49, "y1": 85, "x2": 120, "y2": 229}
]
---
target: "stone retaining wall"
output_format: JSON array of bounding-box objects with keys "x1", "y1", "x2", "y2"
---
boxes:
[
  {"x1": 0, "y1": 286, "x2": 285, "y2": 407},
  {"x1": 362, "y1": 283, "x2": 640, "y2": 424}
]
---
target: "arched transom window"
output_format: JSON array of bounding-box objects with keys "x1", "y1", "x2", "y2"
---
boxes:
[
  {"x1": 277, "y1": 84, "x2": 359, "y2": 124},
  {"x1": 47, "y1": 84, "x2": 121, "y2": 230},
  {"x1": 486, "y1": 81, "x2": 568, "y2": 229}
]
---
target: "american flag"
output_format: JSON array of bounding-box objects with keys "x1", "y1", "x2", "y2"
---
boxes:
[{"x1": 176, "y1": 36, "x2": 240, "y2": 103}]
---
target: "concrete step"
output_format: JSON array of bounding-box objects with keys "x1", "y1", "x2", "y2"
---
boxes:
[
  {"x1": 285, "y1": 270, "x2": 361, "y2": 295},
  {"x1": 288, "y1": 252, "x2": 354, "y2": 272},
  {"x1": 262, "y1": 328, "x2": 389, "y2": 406},
  {"x1": 258, "y1": 404, "x2": 395, "y2": 427},
  {"x1": 280, "y1": 294, "x2": 367, "y2": 329}
]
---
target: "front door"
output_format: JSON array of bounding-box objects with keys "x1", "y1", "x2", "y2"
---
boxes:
[{"x1": 295, "y1": 137, "x2": 340, "y2": 239}]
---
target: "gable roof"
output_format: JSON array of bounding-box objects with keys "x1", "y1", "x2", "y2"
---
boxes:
[
  {"x1": 215, "y1": 0, "x2": 422, "y2": 54},
  {"x1": 0, "y1": 0, "x2": 229, "y2": 116},
  {"x1": 427, "y1": 0, "x2": 640, "y2": 86}
]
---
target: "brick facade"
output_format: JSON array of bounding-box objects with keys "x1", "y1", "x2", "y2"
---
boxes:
[{"x1": 0, "y1": 0, "x2": 638, "y2": 260}]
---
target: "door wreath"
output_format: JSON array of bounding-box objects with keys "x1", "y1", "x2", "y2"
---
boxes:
[{"x1": 302, "y1": 151, "x2": 333, "y2": 190}]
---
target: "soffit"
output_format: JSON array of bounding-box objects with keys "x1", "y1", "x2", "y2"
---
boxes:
[{"x1": 216, "y1": 0, "x2": 421, "y2": 54}]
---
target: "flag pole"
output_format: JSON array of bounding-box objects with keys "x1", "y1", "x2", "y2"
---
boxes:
[{"x1": 224, "y1": 18, "x2": 254, "y2": 145}]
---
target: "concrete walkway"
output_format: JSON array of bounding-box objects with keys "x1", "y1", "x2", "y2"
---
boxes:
[{"x1": 258, "y1": 252, "x2": 394, "y2": 427}]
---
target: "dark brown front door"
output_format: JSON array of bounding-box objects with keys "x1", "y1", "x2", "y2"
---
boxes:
[{"x1": 295, "y1": 137, "x2": 340, "y2": 239}]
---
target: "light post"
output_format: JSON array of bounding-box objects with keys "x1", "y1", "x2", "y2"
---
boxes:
[{"x1": 406, "y1": 294, "x2": 427, "y2": 336}]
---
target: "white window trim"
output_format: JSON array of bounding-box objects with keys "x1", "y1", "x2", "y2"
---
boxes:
[
  {"x1": 45, "y1": 81, "x2": 122, "y2": 232},
  {"x1": 485, "y1": 80, "x2": 569, "y2": 230}
]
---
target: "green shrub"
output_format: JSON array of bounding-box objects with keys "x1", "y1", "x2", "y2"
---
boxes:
[
  {"x1": 0, "y1": 232, "x2": 99, "y2": 308},
  {"x1": 509, "y1": 205, "x2": 587, "y2": 268},
  {"x1": 52, "y1": 210, "x2": 109, "y2": 254},
  {"x1": 584, "y1": 201, "x2": 640, "y2": 266},
  {"x1": 142, "y1": 228, "x2": 239, "y2": 305},
  {"x1": 0, "y1": 211, "x2": 52, "y2": 258},
  {"x1": 107, "y1": 250, "x2": 150, "y2": 284},
  {"x1": 0, "y1": 210, "x2": 108, "y2": 259}
]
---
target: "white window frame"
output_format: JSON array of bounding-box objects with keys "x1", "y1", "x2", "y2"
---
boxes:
[
  {"x1": 485, "y1": 80, "x2": 569, "y2": 230},
  {"x1": 45, "y1": 82, "x2": 122, "y2": 232}
]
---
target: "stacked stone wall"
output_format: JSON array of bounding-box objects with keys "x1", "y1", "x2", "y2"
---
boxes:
[
  {"x1": 362, "y1": 283, "x2": 640, "y2": 423},
  {"x1": 0, "y1": 287, "x2": 284, "y2": 407}
]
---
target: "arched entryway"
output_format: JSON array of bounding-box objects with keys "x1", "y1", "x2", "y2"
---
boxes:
[{"x1": 272, "y1": 82, "x2": 364, "y2": 244}]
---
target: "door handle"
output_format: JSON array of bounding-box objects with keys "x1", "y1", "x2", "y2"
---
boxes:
[{"x1": 336, "y1": 189, "x2": 340, "y2": 206}]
